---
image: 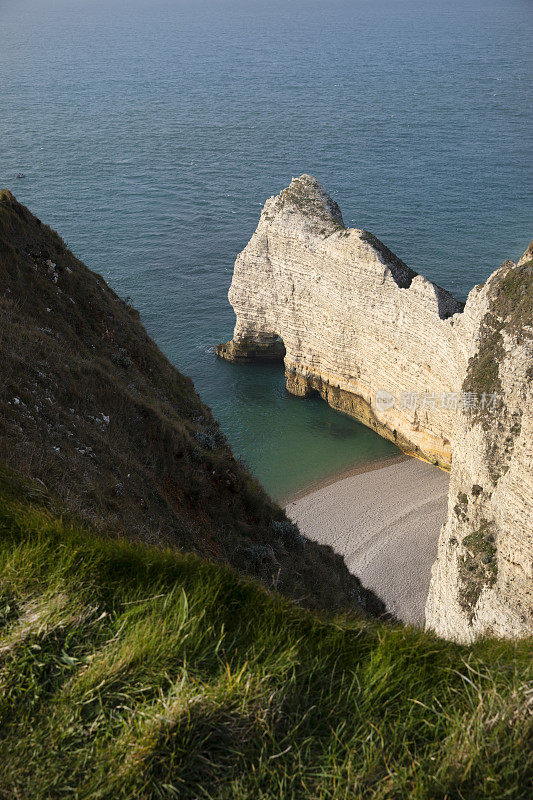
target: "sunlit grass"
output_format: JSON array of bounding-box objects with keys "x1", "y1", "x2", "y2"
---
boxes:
[{"x1": 0, "y1": 467, "x2": 531, "y2": 799}]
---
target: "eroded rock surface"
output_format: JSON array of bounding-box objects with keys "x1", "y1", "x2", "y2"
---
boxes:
[
  {"x1": 425, "y1": 249, "x2": 533, "y2": 641},
  {"x1": 218, "y1": 176, "x2": 532, "y2": 640},
  {"x1": 217, "y1": 175, "x2": 464, "y2": 467}
]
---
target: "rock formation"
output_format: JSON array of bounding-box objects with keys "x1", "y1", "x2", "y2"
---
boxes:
[
  {"x1": 218, "y1": 176, "x2": 532, "y2": 640},
  {"x1": 425, "y1": 246, "x2": 533, "y2": 640},
  {"x1": 217, "y1": 175, "x2": 464, "y2": 468}
]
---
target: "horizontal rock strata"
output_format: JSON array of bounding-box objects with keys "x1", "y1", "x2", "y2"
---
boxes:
[
  {"x1": 218, "y1": 176, "x2": 532, "y2": 641},
  {"x1": 217, "y1": 174, "x2": 464, "y2": 467},
  {"x1": 425, "y1": 248, "x2": 533, "y2": 641}
]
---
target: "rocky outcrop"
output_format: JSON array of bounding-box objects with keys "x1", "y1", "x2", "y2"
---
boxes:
[
  {"x1": 217, "y1": 175, "x2": 464, "y2": 467},
  {"x1": 425, "y1": 248, "x2": 533, "y2": 641},
  {"x1": 218, "y1": 176, "x2": 532, "y2": 640}
]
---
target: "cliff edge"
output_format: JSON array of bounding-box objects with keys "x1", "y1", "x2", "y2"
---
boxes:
[
  {"x1": 217, "y1": 175, "x2": 464, "y2": 468},
  {"x1": 425, "y1": 247, "x2": 533, "y2": 640},
  {"x1": 218, "y1": 176, "x2": 532, "y2": 641}
]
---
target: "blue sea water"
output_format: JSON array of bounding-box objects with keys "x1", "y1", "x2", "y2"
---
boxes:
[{"x1": 1, "y1": 0, "x2": 531, "y2": 500}]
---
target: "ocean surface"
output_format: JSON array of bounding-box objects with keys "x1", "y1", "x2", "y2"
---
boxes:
[{"x1": 1, "y1": 0, "x2": 531, "y2": 500}]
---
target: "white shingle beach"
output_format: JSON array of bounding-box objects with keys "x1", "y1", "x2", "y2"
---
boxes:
[{"x1": 287, "y1": 459, "x2": 450, "y2": 627}]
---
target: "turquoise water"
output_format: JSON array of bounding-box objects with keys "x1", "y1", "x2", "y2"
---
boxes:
[{"x1": 1, "y1": 0, "x2": 531, "y2": 500}]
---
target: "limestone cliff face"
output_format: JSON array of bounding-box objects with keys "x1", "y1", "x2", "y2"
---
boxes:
[
  {"x1": 218, "y1": 176, "x2": 532, "y2": 641},
  {"x1": 425, "y1": 249, "x2": 533, "y2": 641},
  {"x1": 217, "y1": 175, "x2": 464, "y2": 467}
]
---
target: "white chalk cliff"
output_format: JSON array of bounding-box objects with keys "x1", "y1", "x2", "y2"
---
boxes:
[
  {"x1": 425, "y1": 246, "x2": 533, "y2": 641},
  {"x1": 217, "y1": 175, "x2": 532, "y2": 641},
  {"x1": 217, "y1": 175, "x2": 464, "y2": 466}
]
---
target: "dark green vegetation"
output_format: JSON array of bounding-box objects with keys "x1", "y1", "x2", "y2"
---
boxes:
[
  {"x1": 463, "y1": 254, "x2": 533, "y2": 422},
  {"x1": 0, "y1": 466, "x2": 531, "y2": 800},
  {"x1": 267, "y1": 175, "x2": 345, "y2": 235},
  {"x1": 0, "y1": 190, "x2": 380, "y2": 613},
  {"x1": 458, "y1": 521, "x2": 498, "y2": 620},
  {"x1": 462, "y1": 252, "x2": 532, "y2": 487}
]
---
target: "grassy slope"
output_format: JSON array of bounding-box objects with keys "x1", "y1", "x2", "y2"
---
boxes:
[
  {"x1": 0, "y1": 467, "x2": 531, "y2": 800},
  {"x1": 0, "y1": 189, "x2": 383, "y2": 615},
  {"x1": 0, "y1": 186, "x2": 279, "y2": 550}
]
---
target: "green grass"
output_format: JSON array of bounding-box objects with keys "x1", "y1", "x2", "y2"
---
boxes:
[
  {"x1": 458, "y1": 523, "x2": 499, "y2": 620},
  {"x1": 463, "y1": 259, "x2": 533, "y2": 414},
  {"x1": 0, "y1": 468, "x2": 531, "y2": 799}
]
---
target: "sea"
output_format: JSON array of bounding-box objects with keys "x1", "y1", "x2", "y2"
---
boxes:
[{"x1": 1, "y1": 0, "x2": 531, "y2": 501}]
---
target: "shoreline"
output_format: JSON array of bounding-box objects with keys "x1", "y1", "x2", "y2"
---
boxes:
[
  {"x1": 286, "y1": 458, "x2": 450, "y2": 627},
  {"x1": 280, "y1": 452, "x2": 409, "y2": 508}
]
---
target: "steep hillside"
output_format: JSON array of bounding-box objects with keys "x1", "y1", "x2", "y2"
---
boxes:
[
  {"x1": 0, "y1": 190, "x2": 381, "y2": 614},
  {"x1": 0, "y1": 465, "x2": 530, "y2": 799}
]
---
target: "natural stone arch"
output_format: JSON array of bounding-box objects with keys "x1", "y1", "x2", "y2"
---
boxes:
[{"x1": 216, "y1": 331, "x2": 285, "y2": 363}]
